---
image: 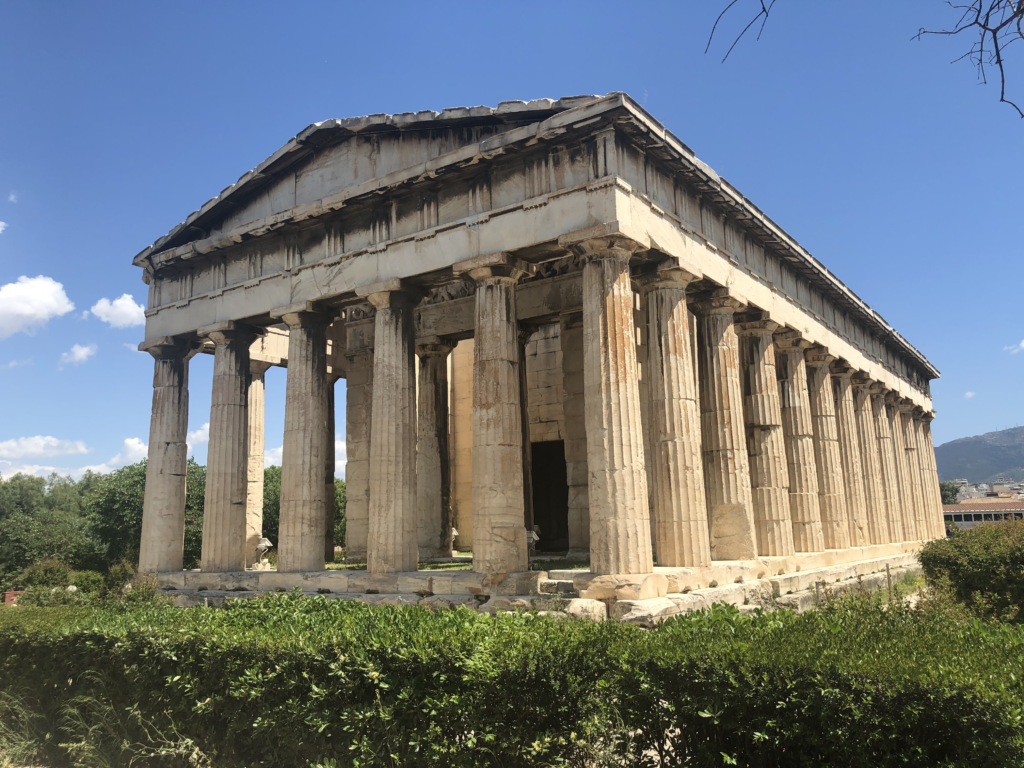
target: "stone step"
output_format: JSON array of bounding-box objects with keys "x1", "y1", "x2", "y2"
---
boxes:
[{"x1": 538, "y1": 579, "x2": 576, "y2": 594}]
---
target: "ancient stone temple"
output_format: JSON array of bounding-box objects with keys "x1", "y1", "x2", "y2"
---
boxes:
[{"x1": 135, "y1": 94, "x2": 943, "y2": 620}]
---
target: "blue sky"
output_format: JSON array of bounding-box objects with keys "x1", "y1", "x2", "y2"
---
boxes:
[{"x1": 0, "y1": 0, "x2": 1021, "y2": 479}]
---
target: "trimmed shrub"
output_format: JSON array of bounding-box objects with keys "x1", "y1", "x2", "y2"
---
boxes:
[
  {"x1": 1, "y1": 594, "x2": 1022, "y2": 767},
  {"x1": 919, "y1": 518, "x2": 1024, "y2": 620}
]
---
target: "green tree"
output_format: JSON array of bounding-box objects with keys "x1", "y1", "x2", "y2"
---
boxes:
[
  {"x1": 940, "y1": 480, "x2": 961, "y2": 505},
  {"x1": 0, "y1": 473, "x2": 46, "y2": 520},
  {"x1": 262, "y1": 465, "x2": 282, "y2": 548},
  {"x1": 334, "y1": 478, "x2": 346, "y2": 552},
  {"x1": 0, "y1": 507, "x2": 106, "y2": 587}
]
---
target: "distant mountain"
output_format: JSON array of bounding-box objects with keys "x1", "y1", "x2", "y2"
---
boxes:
[{"x1": 935, "y1": 426, "x2": 1024, "y2": 484}]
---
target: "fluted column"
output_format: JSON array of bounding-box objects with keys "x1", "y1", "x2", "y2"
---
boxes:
[
  {"x1": 416, "y1": 339, "x2": 454, "y2": 560},
  {"x1": 574, "y1": 238, "x2": 653, "y2": 575},
  {"x1": 694, "y1": 289, "x2": 756, "y2": 561},
  {"x1": 872, "y1": 387, "x2": 905, "y2": 542},
  {"x1": 899, "y1": 401, "x2": 928, "y2": 541},
  {"x1": 774, "y1": 333, "x2": 824, "y2": 553},
  {"x1": 560, "y1": 312, "x2": 590, "y2": 555},
  {"x1": 201, "y1": 325, "x2": 257, "y2": 573},
  {"x1": 912, "y1": 409, "x2": 939, "y2": 540},
  {"x1": 245, "y1": 360, "x2": 272, "y2": 567},
  {"x1": 324, "y1": 375, "x2": 338, "y2": 563},
  {"x1": 359, "y1": 282, "x2": 419, "y2": 574},
  {"x1": 343, "y1": 348, "x2": 373, "y2": 560},
  {"x1": 139, "y1": 338, "x2": 193, "y2": 573},
  {"x1": 805, "y1": 348, "x2": 850, "y2": 550},
  {"x1": 887, "y1": 392, "x2": 918, "y2": 541},
  {"x1": 454, "y1": 254, "x2": 532, "y2": 574},
  {"x1": 519, "y1": 327, "x2": 535, "y2": 536},
  {"x1": 852, "y1": 378, "x2": 886, "y2": 545},
  {"x1": 736, "y1": 318, "x2": 795, "y2": 557},
  {"x1": 920, "y1": 413, "x2": 944, "y2": 538},
  {"x1": 276, "y1": 306, "x2": 330, "y2": 573},
  {"x1": 831, "y1": 363, "x2": 870, "y2": 547},
  {"x1": 638, "y1": 267, "x2": 710, "y2": 567}
]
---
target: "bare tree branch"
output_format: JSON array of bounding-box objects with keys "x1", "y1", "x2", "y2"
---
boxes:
[{"x1": 707, "y1": 0, "x2": 1024, "y2": 118}]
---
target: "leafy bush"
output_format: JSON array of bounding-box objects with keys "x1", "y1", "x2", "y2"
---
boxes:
[
  {"x1": 0, "y1": 593, "x2": 1021, "y2": 767},
  {"x1": 15, "y1": 585, "x2": 96, "y2": 608},
  {"x1": 10, "y1": 558, "x2": 73, "y2": 589},
  {"x1": 919, "y1": 518, "x2": 1024, "y2": 620},
  {"x1": 70, "y1": 570, "x2": 106, "y2": 595}
]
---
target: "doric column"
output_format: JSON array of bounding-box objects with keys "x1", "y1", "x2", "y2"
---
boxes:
[
  {"x1": 416, "y1": 338, "x2": 454, "y2": 560},
  {"x1": 805, "y1": 348, "x2": 850, "y2": 550},
  {"x1": 637, "y1": 267, "x2": 710, "y2": 568},
  {"x1": 871, "y1": 387, "x2": 905, "y2": 542},
  {"x1": 694, "y1": 288, "x2": 757, "y2": 561},
  {"x1": 899, "y1": 400, "x2": 928, "y2": 540},
  {"x1": 343, "y1": 347, "x2": 373, "y2": 561},
  {"x1": 275, "y1": 305, "x2": 330, "y2": 573},
  {"x1": 852, "y1": 377, "x2": 887, "y2": 546},
  {"x1": 519, "y1": 326, "x2": 536, "y2": 536},
  {"x1": 831, "y1": 363, "x2": 870, "y2": 548},
  {"x1": 774, "y1": 333, "x2": 824, "y2": 553},
  {"x1": 324, "y1": 375, "x2": 339, "y2": 563},
  {"x1": 245, "y1": 360, "x2": 272, "y2": 568},
  {"x1": 920, "y1": 413, "x2": 944, "y2": 538},
  {"x1": 912, "y1": 409, "x2": 939, "y2": 540},
  {"x1": 560, "y1": 312, "x2": 590, "y2": 555},
  {"x1": 736, "y1": 318, "x2": 795, "y2": 557},
  {"x1": 138, "y1": 337, "x2": 193, "y2": 573},
  {"x1": 573, "y1": 237, "x2": 653, "y2": 574},
  {"x1": 455, "y1": 254, "x2": 532, "y2": 574},
  {"x1": 887, "y1": 392, "x2": 918, "y2": 541},
  {"x1": 200, "y1": 325, "x2": 257, "y2": 573},
  {"x1": 358, "y1": 281, "x2": 419, "y2": 574}
]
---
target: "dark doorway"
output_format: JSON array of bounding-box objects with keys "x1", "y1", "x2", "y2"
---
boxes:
[{"x1": 531, "y1": 440, "x2": 569, "y2": 551}]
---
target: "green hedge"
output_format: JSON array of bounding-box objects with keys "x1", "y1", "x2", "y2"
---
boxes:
[
  {"x1": 1, "y1": 594, "x2": 1022, "y2": 767},
  {"x1": 919, "y1": 519, "x2": 1024, "y2": 620}
]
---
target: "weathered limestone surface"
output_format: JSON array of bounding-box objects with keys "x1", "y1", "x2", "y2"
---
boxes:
[
  {"x1": 245, "y1": 361, "x2": 271, "y2": 568},
  {"x1": 458, "y1": 254, "x2": 530, "y2": 574},
  {"x1": 871, "y1": 390, "x2": 904, "y2": 543},
  {"x1": 343, "y1": 349, "x2": 372, "y2": 560},
  {"x1": 774, "y1": 333, "x2": 824, "y2": 553},
  {"x1": 831, "y1": 364, "x2": 870, "y2": 547},
  {"x1": 417, "y1": 340, "x2": 454, "y2": 559},
  {"x1": 913, "y1": 413, "x2": 940, "y2": 540},
  {"x1": 450, "y1": 339, "x2": 475, "y2": 549},
  {"x1": 920, "y1": 416, "x2": 944, "y2": 538},
  {"x1": 899, "y1": 403, "x2": 929, "y2": 541},
  {"x1": 640, "y1": 269, "x2": 710, "y2": 567},
  {"x1": 139, "y1": 340, "x2": 193, "y2": 573},
  {"x1": 805, "y1": 349, "x2": 850, "y2": 550},
  {"x1": 560, "y1": 314, "x2": 590, "y2": 555},
  {"x1": 695, "y1": 289, "x2": 756, "y2": 561},
  {"x1": 518, "y1": 327, "x2": 535, "y2": 536},
  {"x1": 887, "y1": 394, "x2": 918, "y2": 541},
  {"x1": 277, "y1": 308, "x2": 330, "y2": 573},
  {"x1": 576, "y1": 238, "x2": 653, "y2": 575},
  {"x1": 736, "y1": 319, "x2": 795, "y2": 557},
  {"x1": 852, "y1": 380, "x2": 887, "y2": 546},
  {"x1": 201, "y1": 327, "x2": 255, "y2": 573},
  {"x1": 362, "y1": 283, "x2": 419, "y2": 573}
]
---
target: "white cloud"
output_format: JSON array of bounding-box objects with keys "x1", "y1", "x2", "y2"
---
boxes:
[
  {"x1": 335, "y1": 438, "x2": 347, "y2": 477},
  {"x1": 1004, "y1": 340, "x2": 1024, "y2": 354},
  {"x1": 78, "y1": 437, "x2": 148, "y2": 474},
  {"x1": 964, "y1": 391, "x2": 976, "y2": 399},
  {"x1": 0, "y1": 222, "x2": 6, "y2": 234},
  {"x1": 4, "y1": 359, "x2": 32, "y2": 369},
  {"x1": 0, "y1": 275, "x2": 74, "y2": 339},
  {"x1": 7, "y1": 192, "x2": 16, "y2": 203},
  {"x1": 59, "y1": 343, "x2": 97, "y2": 367},
  {"x1": 90, "y1": 294, "x2": 145, "y2": 328},
  {"x1": 0, "y1": 460, "x2": 59, "y2": 480},
  {"x1": 264, "y1": 445, "x2": 283, "y2": 467},
  {"x1": 186, "y1": 423, "x2": 209, "y2": 456},
  {"x1": 123, "y1": 343, "x2": 145, "y2": 354},
  {"x1": 0, "y1": 436, "x2": 91, "y2": 459}
]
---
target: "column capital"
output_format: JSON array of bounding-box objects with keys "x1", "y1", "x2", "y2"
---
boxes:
[
  {"x1": 852, "y1": 373, "x2": 875, "y2": 392},
  {"x1": 198, "y1": 321, "x2": 263, "y2": 347},
  {"x1": 633, "y1": 263, "x2": 700, "y2": 293},
  {"x1": 139, "y1": 335, "x2": 197, "y2": 361},
  {"x1": 735, "y1": 318, "x2": 781, "y2": 336},
  {"x1": 829, "y1": 360, "x2": 856, "y2": 378},
  {"x1": 354, "y1": 279, "x2": 422, "y2": 310},
  {"x1": 691, "y1": 287, "x2": 746, "y2": 315},
  {"x1": 567, "y1": 234, "x2": 645, "y2": 266},
  {"x1": 897, "y1": 398, "x2": 917, "y2": 414},
  {"x1": 249, "y1": 359, "x2": 274, "y2": 377},
  {"x1": 270, "y1": 301, "x2": 335, "y2": 329},
  {"x1": 453, "y1": 252, "x2": 534, "y2": 284},
  {"x1": 804, "y1": 345, "x2": 835, "y2": 367},
  {"x1": 920, "y1": 410, "x2": 936, "y2": 424},
  {"x1": 773, "y1": 330, "x2": 814, "y2": 351},
  {"x1": 883, "y1": 390, "x2": 902, "y2": 406},
  {"x1": 416, "y1": 336, "x2": 455, "y2": 357}
]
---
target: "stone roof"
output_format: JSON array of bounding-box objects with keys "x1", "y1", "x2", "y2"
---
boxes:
[
  {"x1": 131, "y1": 92, "x2": 939, "y2": 380},
  {"x1": 943, "y1": 500, "x2": 1024, "y2": 511}
]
